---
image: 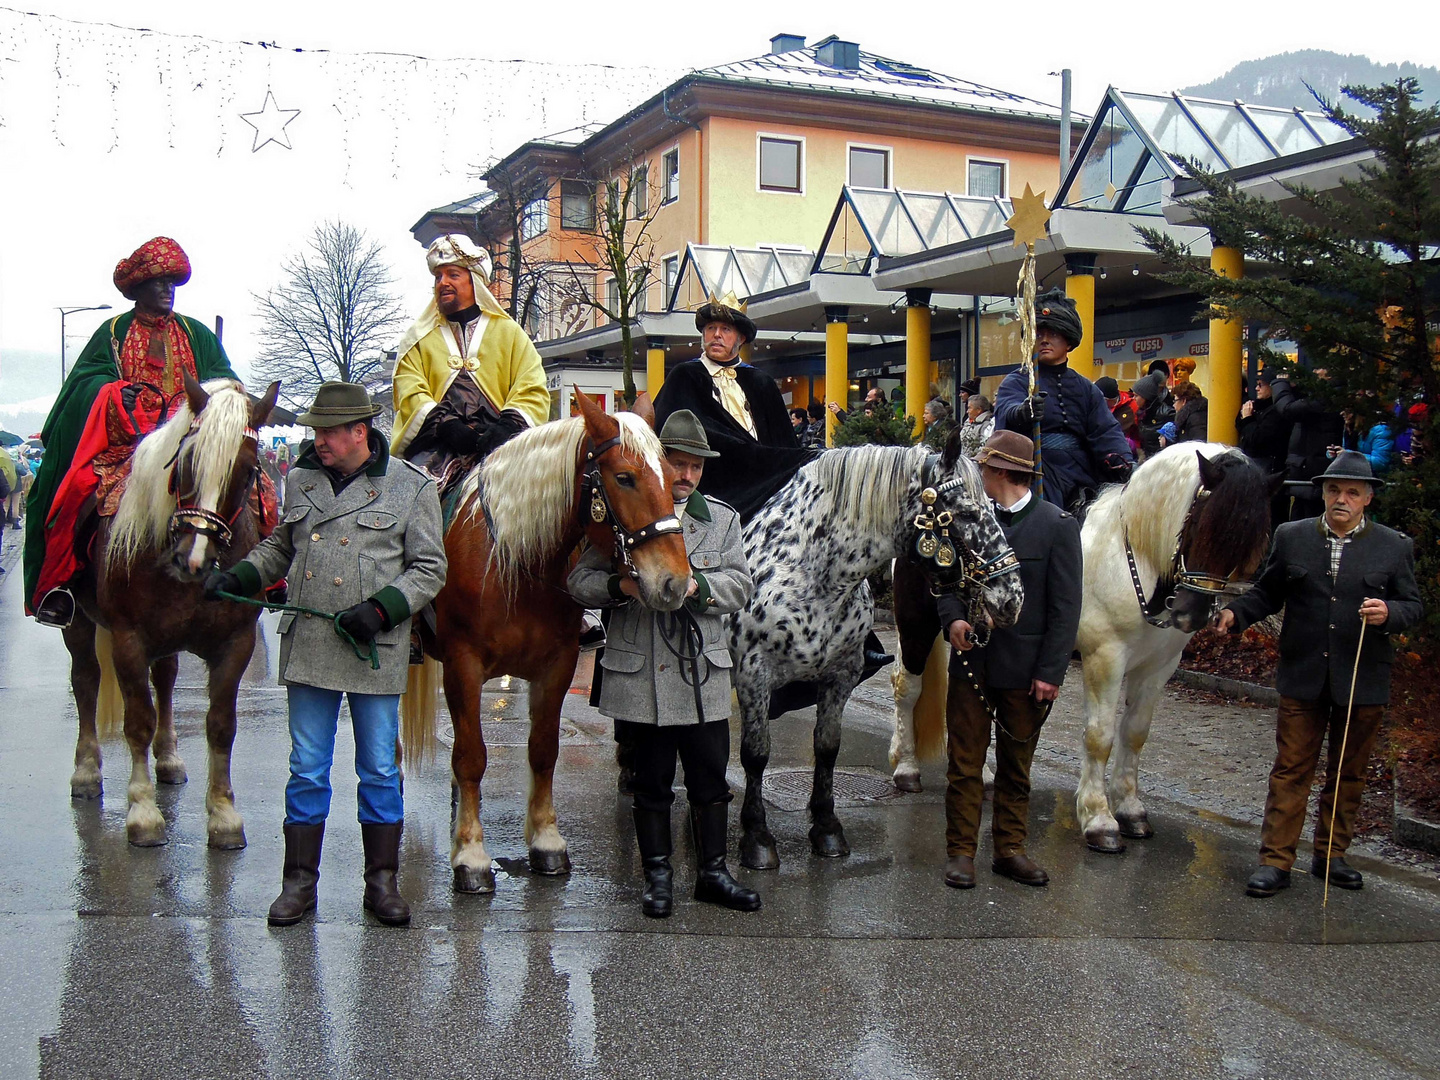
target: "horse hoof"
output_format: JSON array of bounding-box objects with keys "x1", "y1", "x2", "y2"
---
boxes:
[
  {"x1": 208, "y1": 828, "x2": 247, "y2": 851},
  {"x1": 810, "y1": 828, "x2": 851, "y2": 859},
  {"x1": 155, "y1": 761, "x2": 188, "y2": 786},
  {"x1": 740, "y1": 834, "x2": 780, "y2": 871},
  {"x1": 70, "y1": 779, "x2": 102, "y2": 800},
  {"x1": 529, "y1": 848, "x2": 571, "y2": 876},
  {"x1": 1117, "y1": 815, "x2": 1154, "y2": 840},
  {"x1": 127, "y1": 825, "x2": 168, "y2": 848},
  {"x1": 1085, "y1": 830, "x2": 1126, "y2": 855},
  {"x1": 892, "y1": 771, "x2": 923, "y2": 794},
  {"x1": 453, "y1": 865, "x2": 496, "y2": 894}
]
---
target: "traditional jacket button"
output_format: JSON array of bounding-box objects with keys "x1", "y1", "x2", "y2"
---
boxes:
[
  {"x1": 311, "y1": 532, "x2": 321, "y2": 542},
  {"x1": 305, "y1": 571, "x2": 313, "y2": 580},
  {"x1": 340, "y1": 537, "x2": 349, "y2": 545},
  {"x1": 334, "y1": 577, "x2": 343, "y2": 586}
]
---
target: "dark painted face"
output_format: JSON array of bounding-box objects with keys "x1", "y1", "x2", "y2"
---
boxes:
[{"x1": 133, "y1": 275, "x2": 179, "y2": 317}]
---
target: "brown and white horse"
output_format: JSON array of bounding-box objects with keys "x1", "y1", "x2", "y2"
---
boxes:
[
  {"x1": 67, "y1": 372, "x2": 279, "y2": 848},
  {"x1": 401, "y1": 390, "x2": 691, "y2": 893}
]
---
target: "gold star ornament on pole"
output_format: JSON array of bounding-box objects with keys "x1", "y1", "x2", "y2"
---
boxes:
[{"x1": 1005, "y1": 182, "x2": 1051, "y2": 247}]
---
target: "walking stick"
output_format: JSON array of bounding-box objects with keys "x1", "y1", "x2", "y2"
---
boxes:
[{"x1": 1323, "y1": 614, "x2": 1368, "y2": 909}]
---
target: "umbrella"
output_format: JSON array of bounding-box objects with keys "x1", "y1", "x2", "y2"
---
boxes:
[{"x1": 0, "y1": 430, "x2": 21, "y2": 447}]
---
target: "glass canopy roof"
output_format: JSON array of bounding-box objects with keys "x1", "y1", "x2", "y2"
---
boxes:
[
  {"x1": 666, "y1": 244, "x2": 815, "y2": 310},
  {"x1": 814, "y1": 186, "x2": 1015, "y2": 273},
  {"x1": 1058, "y1": 88, "x2": 1354, "y2": 215}
]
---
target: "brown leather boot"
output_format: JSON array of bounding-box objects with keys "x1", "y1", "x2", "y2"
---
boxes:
[
  {"x1": 268, "y1": 823, "x2": 324, "y2": 926},
  {"x1": 992, "y1": 852, "x2": 1049, "y2": 886},
  {"x1": 361, "y1": 822, "x2": 411, "y2": 926},
  {"x1": 944, "y1": 855, "x2": 976, "y2": 889}
]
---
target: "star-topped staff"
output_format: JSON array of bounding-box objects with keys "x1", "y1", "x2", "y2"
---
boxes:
[{"x1": 1005, "y1": 182, "x2": 1052, "y2": 499}]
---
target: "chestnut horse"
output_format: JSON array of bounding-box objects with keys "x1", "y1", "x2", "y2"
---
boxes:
[
  {"x1": 67, "y1": 372, "x2": 279, "y2": 848},
  {"x1": 401, "y1": 390, "x2": 691, "y2": 893}
]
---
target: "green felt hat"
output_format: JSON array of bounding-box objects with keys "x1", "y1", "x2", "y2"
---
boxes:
[{"x1": 295, "y1": 382, "x2": 383, "y2": 428}]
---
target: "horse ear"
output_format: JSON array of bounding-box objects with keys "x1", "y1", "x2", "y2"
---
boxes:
[
  {"x1": 182, "y1": 368, "x2": 209, "y2": 416},
  {"x1": 940, "y1": 422, "x2": 963, "y2": 469},
  {"x1": 250, "y1": 381, "x2": 281, "y2": 428},
  {"x1": 628, "y1": 391, "x2": 657, "y2": 430},
  {"x1": 1196, "y1": 449, "x2": 1226, "y2": 490},
  {"x1": 573, "y1": 384, "x2": 619, "y2": 440}
]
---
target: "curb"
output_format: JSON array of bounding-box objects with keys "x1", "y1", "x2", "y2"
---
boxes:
[
  {"x1": 1169, "y1": 667, "x2": 1280, "y2": 706},
  {"x1": 1394, "y1": 763, "x2": 1440, "y2": 856}
]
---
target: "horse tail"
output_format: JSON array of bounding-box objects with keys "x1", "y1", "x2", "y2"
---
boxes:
[
  {"x1": 400, "y1": 656, "x2": 442, "y2": 769},
  {"x1": 911, "y1": 633, "x2": 949, "y2": 762},
  {"x1": 94, "y1": 626, "x2": 125, "y2": 739}
]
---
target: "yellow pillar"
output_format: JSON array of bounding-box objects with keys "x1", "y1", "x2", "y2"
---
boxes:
[
  {"x1": 905, "y1": 290, "x2": 932, "y2": 439},
  {"x1": 1208, "y1": 245, "x2": 1243, "y2": 445},
  {"x1": 740, "y1": 342, "x2": 753, "y2": 363},
  {"x1": 825, "y1": 307, "x2": 849, "y2": 447},
  {"x1": 1065, "y1": 259, "x2": 1096, "y2": 380},
  {"x1": 645, "y1": 341, "x2": 665, "y2": 399}
]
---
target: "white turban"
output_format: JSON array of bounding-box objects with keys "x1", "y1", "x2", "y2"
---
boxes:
[{"x1": 392, "y1": 234, "x2": 510, "y2": 360}]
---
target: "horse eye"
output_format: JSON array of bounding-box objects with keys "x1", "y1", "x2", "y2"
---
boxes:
[{"x1": 615, "y1": 473, "x2": 636, "y2": 489}]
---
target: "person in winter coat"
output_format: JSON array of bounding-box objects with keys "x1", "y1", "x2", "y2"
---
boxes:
[
  {"x1": 1271, "y1": 373, "x2": 1345, "y2": 521},
  {"x1": 1173, "y1": 380, "x2": 1209, "y2": 442},
  {"x1": 958, "y1": 395, "x2": 994, "y2": 458},
  {"x1": 1343, "y1": 414, "x2": 1394, "y2": 474},
  {"x1": 1236, "y1": 370, "x2": 1293, "y2": 527}
]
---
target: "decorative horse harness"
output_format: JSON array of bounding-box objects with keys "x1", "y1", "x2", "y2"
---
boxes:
[
  {"x1": 1122, "y1": 482, "x2": 1230, "y2": 629},
  {"x1": 166, "y1": 412, "x2": 261, "y2": 550}
]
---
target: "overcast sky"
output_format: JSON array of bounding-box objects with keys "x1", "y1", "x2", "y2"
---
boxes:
[{"x1": 2, "y1": 0, "x2": 1437, "y2": 431}]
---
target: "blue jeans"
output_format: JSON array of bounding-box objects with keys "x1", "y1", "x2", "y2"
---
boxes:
[{"x1": 285, "y1": 685, "x2": 403, "y2": 826}]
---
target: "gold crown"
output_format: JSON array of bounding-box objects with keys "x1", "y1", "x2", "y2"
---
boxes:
[{"x1": 701, "y1": 290, "x2": 748, "y2": 314}]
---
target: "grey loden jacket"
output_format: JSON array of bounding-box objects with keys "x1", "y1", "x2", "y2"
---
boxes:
[
  {"x1": 568, "y1": 491, "x2": 752, "y2": 726},
  {"x1": 1224, "y1": 515, "x2": 1421, "y2": 706},
  {"x1": 231, "y1": 436, "x2": 447, "y2": 695}
]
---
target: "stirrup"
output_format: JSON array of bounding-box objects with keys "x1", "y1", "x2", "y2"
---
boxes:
[{"x1": 35, "y1": 587, "x2": 76, "y2": 629}]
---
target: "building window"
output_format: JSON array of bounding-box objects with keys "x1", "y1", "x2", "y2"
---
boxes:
[
  {"x1": 521, "y1": 195, "x2": 548, "y2": 240},
  {"x1": 967, "y1": 159, "x2": 1007, "y2": 198},
  {"x1": 605, "y1": 277, "x2": 619, "y2": 322},
  {"x1": 759, "y1": 136, "x2": 803, "y2": 193},
  {"x1": 848, "y1": 146, "x2": 890, "y2": 188},
  {"x1": 560, "y1": 180, "x2": 594, "y2": 230},
  {"x1": 662, "y1": 149, "x2": 679, "y2": 203},
  {"x1": 629, "y1": 166, "x2": 648, "y2": 218},
  {"x1": 663, "y1": 255, "x2": 679, "y2": 302}
]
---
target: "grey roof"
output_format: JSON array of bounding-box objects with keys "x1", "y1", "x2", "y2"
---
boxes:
[
  {"x1": 695, "y1": 37, "x2": 1063, "y2": 121},
  {"x1": 421, "y1": 190, "x2": 497, "y2": 217}
]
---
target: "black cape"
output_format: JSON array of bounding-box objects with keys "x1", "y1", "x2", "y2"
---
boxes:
[{"x1": 653, "y1": 359, "x2": 816, "y2": 523}]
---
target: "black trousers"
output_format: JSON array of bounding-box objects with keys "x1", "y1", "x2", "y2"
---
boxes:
[{"x1": 616, "y1": 718, "x2": 732, "y2": 813}]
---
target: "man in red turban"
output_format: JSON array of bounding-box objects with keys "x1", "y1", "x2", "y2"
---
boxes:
[{"x1": 25, "y1": 237, "x2": 239, "y2": 625}]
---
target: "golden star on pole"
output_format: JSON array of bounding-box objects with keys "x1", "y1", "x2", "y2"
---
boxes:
[{"x1": 1005, "y1": 182, "x2": 1051, "y2": 247}]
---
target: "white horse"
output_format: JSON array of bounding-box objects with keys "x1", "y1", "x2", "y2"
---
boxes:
[
  {"x1": 730, "y1": 443, "x2": 1025, "y2": 870},
  {"x1": 1075, "y1": 443, "x2": 1277, "y2": 852}
]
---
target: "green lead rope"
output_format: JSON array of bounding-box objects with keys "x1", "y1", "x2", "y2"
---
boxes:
[{"x1": 215, "y1": 590, "x2": 381, "y2": 670}]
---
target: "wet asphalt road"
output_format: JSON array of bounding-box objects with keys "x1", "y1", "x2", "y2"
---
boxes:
[{"x1": 1, "y1": 533, "x2": 1438, "y2": 1080}]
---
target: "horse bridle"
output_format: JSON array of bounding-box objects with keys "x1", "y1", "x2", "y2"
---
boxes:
[
  {"x1": 581, "y1": 434, "x2": 684, "y2": 577},
  {"x1": 1123, "y1": 483, "x2": 1231, "y2": 629},
  {"x1": 167, "y1": 416, "x2": 261, "y2": 549}
]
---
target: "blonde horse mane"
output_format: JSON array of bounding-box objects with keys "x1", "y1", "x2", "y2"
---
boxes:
[
  {"x1": 453, "y1": 412, "x2": 665, "y2": 595},
  {"x1": 807, "y1": 443, "x2": 928, "y2": 542},
  {"x1": 106, "y1": 379, "x2": 252, "y2": 571}
]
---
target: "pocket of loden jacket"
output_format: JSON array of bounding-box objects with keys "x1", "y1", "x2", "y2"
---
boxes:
[
  {"x1": 283, "y1": 506, "x2": 309, "y2": 523},
  {"x1": 356, "y1": 512, "x2": 399, "y2": 530},
  {"x1": 599, "y1": 649, "x2": 646, "y2": 674},
  {"x1": 691, "y1": 550, "x2": 721, "y2": 570}
]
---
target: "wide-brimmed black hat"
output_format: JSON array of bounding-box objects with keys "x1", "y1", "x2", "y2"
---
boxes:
[
  {"x1": 694, "y1": 291, "x2": 757, "y2": 344},
  {"x1": 1313, "y1": 449, "x2": 1385, "y2": 488},
  {"x1": 658, "y1": 409, "x2": 719, "y2": 457},
  {"x1": 1034, "y1": 288, "x2": 1083, "y2": 350},
  {"x1": 295, "y1": 381, "x2": 384, "y2": 427}
]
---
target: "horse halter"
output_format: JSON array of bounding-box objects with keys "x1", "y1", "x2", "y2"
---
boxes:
[
  {"x1": 167, "y1": 417, "x2": 260, "y2": 550},
  {"x1": 581, "y1": 434, "x2": 683, "y2": 576},
  {"x1": 1123, "y1": 483, "x2": 1230, "y2": 629}
]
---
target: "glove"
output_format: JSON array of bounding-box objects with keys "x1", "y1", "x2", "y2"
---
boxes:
[
  {"x1": 475, "y1": 411, "x2": 528, "y2": 457},
  {"x1": 440, "y1": 418, "x2": 483, "y2": 455},
  {"x1": 1101, "y1": 452, "x2": 1133, "y2": 483},
  {"x1": 337, "y1": 600, "x2": 388, "y2": 644},
  {"x1": 204, "y1": 569, "x2": 242, "y2": 601},
  {"x1": 264, "y1": 579, "x2": 288, "y2": 606},
  {"x1": 1021, "y1": 392, "x2": 1047, "y2": 425},
  {"x1": 120, "y1": 383, "x2": 142, "y2": 412}
]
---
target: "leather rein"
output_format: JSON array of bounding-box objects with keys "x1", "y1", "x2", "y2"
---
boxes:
[
  {"x1": 166, "y1": 414, "x2": 261, "y2": 549},
  {"x1": 581, "y1": 434, "x2": 684, "y2": 578},
  {"x1": 1122, "y1": 483, "x2": 1231, "y2": 629}
]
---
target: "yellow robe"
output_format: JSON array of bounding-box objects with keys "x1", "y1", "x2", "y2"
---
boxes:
[{"x1": 390, "y1": 314, "x2": 550, "y2": 456}]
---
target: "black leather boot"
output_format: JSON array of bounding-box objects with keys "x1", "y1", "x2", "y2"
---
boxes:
[
  {"x1": 361, "y1": 822, "x2": 411, "y2": 926},
  {"x1": 632, "y1": 807, "x2": 673, "y2": 918},
  {"x1": 691, "y1": 802, "x2": 760, "y2": 912},
  {"x1": 35, "y1": 587, "x2": 76, "y2": 629},
  {"x1": 268, "y1": 822, "x2": 324, "y2": 926}
]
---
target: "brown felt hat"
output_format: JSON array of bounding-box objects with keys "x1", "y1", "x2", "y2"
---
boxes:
[
  {"x1": 975, "y1": 430, "x2": 1038, "y2": 473},
  {"x1": 295, "y1": 382, "x2": 383, "y2": 428}
]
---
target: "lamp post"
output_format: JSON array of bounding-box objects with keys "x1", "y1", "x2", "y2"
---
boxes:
[{"x1": 57, "y1": 304, "x2": 112, "y2": 386}]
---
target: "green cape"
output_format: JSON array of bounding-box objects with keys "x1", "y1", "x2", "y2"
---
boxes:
[{"x1": 22, "y1": 310, "x2": 237, "y2": 604}]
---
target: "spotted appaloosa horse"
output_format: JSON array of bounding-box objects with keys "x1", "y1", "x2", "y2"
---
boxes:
[
  {"x1": 1075, "y1": 444, "x2": 1278, "y2": 853},
  {"x1": 67, "y1": 372, "x2": 279, "y2": 848},
  {"x1": 731, "y1": 444, "x2": 1024, "y2": 870},
  {"x1": 401, "y1": 390, "x2": 691, "y2": 893}
]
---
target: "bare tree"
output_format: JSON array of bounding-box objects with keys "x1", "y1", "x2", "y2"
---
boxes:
[{"x1": 253, "y1": 221, "x2": 407, "y2": 407}]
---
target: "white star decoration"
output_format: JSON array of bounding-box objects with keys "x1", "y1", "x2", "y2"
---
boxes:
[{"x1": 239, "y1": 90, "x2": 300, "y2": 152}]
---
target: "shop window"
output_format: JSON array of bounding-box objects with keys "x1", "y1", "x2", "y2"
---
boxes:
[{"x1": 759, "y1": 136, "x2": 803, "y2": 193}]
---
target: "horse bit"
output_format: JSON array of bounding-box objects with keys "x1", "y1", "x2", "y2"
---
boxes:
[
  {"x1": 166, "y1": 416, "x2": 261, "y2": 549},
  {"x1": 581, "y1": 434, "x2": 684, "y2": 578},
  {"x1": 1123, "y1": 483, "x2": 1230, "y2": 629}
]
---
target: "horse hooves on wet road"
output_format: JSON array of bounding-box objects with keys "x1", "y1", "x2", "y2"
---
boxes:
[
  {"x1": 1117, "y1": 816, "x2": 1155, "y2": 840},
  {"x1": 154, "y1": 761, "x2": 189, "y2": 786},
  {"x1": 70, "y1": 781, "x2": 102, "y2": 800},
  {"x1": 809, "y1": 828, "x2": 851, "y2": 859},
  {"x1": 207, "y1": 829, "x2": 247, "y2": 851},
  {"x1": 529, "y1": 848, "x2": 572, "y2": 876},
  {"x1": 453, "y1": 865, "x2": 496, "y2": 894},
  {"x1": 740, "y1": 834, "x2": 780, "y2": 871},
  {"x1": 892, "y1": 772, "x2": 923, "y2": 794},
  {"x1": 1085, "y1": 831, "x2": 1127, "y2": 854},
  {"x1": 127, "y1": 829, "x2": 168, "y2": 848}
]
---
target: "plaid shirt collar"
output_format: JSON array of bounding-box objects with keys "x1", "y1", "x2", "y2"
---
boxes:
[{"x1": 1319, "y1": 514, "x2": 1367, "y2": 577}]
